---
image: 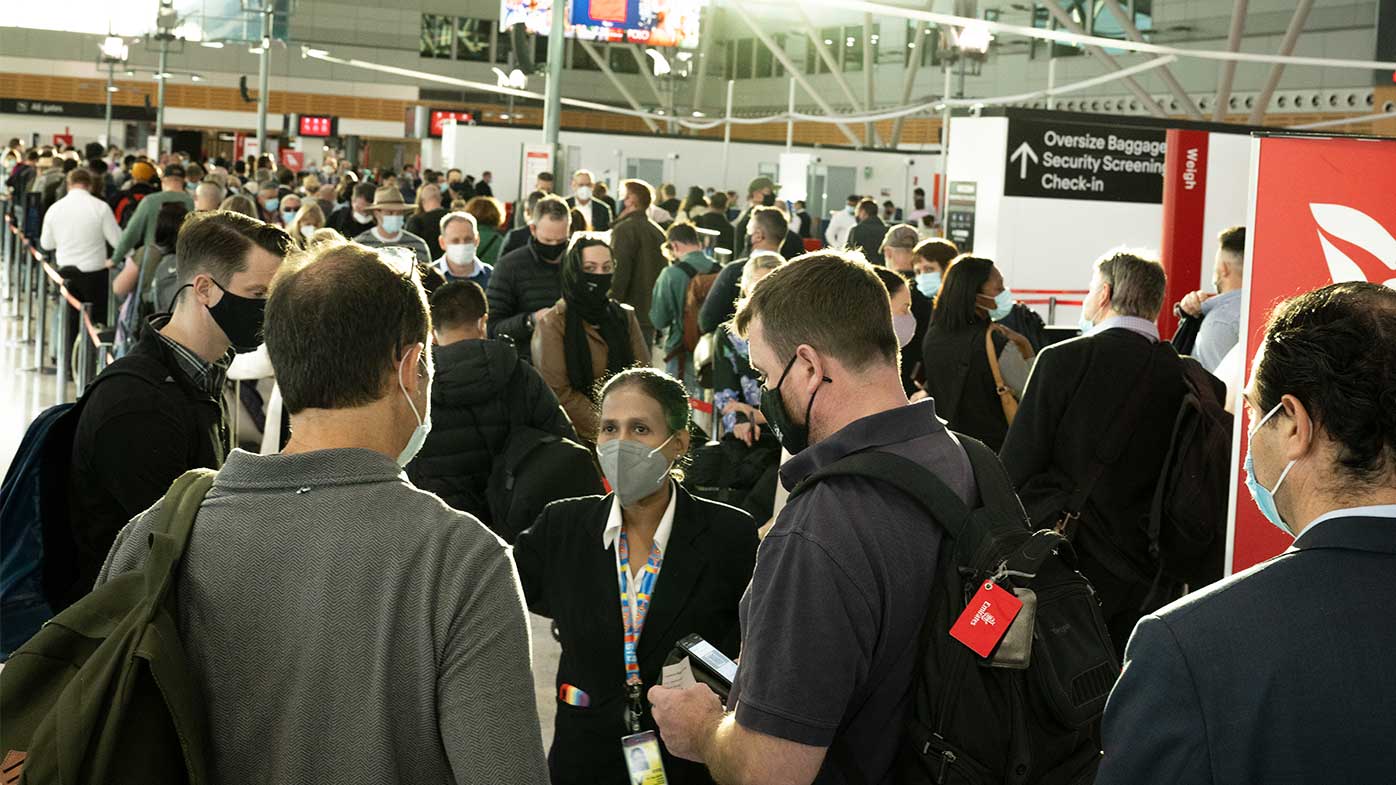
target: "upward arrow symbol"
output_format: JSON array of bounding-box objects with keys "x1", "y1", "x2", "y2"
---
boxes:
[{"x1": 1010, "y1": 141, "x2": 1039, "y2": 179}]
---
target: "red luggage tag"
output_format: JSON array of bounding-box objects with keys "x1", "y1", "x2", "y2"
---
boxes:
[{"x1": 949, "y1": 580, "x2": 1024, "y2": 658}]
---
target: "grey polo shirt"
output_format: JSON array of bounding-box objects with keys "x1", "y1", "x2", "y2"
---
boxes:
[{"x1": 727, "y1": 399, "x2": 977, "y2": 785}]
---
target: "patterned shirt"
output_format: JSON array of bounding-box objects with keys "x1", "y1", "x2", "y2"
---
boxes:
[{"x1": 152, "y1": 316, "x2": 234, "y2": 399}]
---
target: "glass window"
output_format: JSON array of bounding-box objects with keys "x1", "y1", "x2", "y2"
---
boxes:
[
  {"x1": 773, "y1": 33, "x2": 787, "y2": 77},
  {"x1": 755, "y1": 37, "x2": 773, "y2": 78},
  {"x1": 842, "y1": 25, "x2": 863, "y2": 72},
  {"x1": 456, "y1": 18, "x2": 492, "y2": 62},
  {"x1": 497, "y1": 23, "x2": 513, "y2": 64},
  {"x1": 571, "y1": 40, "x2": 600, "y2": 70},
  {"x1": 609, "y1": 45, "x2": 639, "y2": 74},
  {"x1": 816, "y1": 28, "x2": 838, "y2": 74},
  {"x1": 420, "y1": 14, "x2": 453, "y2": 59},
  {"x1": 736, "y1": 37, "x2": 753, "y2": 79}
]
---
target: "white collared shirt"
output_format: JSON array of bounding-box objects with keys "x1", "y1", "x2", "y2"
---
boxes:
[
  {"x1": 39, "y1": 188, "x2": 122, "y2": 273},
  {"x1": 575, "y1": 198, "x2": 594, "y2": 229},
  {"x1": 1301, "y1": 505, "x2": 1396, "y2": 537},
  {"x1": 602, "y1": 481, "x2": 678, "y2": 628}
]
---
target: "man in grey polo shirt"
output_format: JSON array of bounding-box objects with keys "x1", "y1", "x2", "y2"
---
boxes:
[
  {"x1": 97, "y1": 242, "x2": 547, "y2": 785},
  {"x1": 651, "y1": 251, "x2": 976, "y2": 785}
]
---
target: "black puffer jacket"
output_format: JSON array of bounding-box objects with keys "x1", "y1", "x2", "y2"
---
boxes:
[
  {"x1": 408, "y1": 338, "x2": 576, "y2": 521},
  {"x1": 485, "y1": 243, "x2": 564, "y2": 356}
]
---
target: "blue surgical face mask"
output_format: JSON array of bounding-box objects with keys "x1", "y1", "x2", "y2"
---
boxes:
[
  {"x1": 381, "y1": 214, "x2": 405, "y2": 234},
  {"x1": 1078, "y1": 316, "x2": 1094, "y2": 334},
  {"x1": 263, "y1": 197, "x2": 279, "y2": 212},
  {"x1": 989, "y1": 288, "x2": 1014, "y2": 322},
  {"x1": 281, "y1": 209, "x2": 298, "y2": 225},
  {"x1": 915, "y1": 271, "x2": 941, "y2": 299},
  {"x1": 1244, "y1": 401, "x2": 1299, "y2": 535},
  {"x1": 845, "y1": 205, "x2": 856, "y2": 215},
  {"x1": 395, "y1": 351, "x2": 432, "y2": 468}
]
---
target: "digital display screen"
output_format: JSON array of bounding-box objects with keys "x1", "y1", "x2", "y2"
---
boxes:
[
  {"x1": 298, "y1": 115, "x2": 335, "y2": 137},
  {"x1": 429, "y1": 110, "x2": 475, "y2": 137},
  {"x1": 501, "y1": 0, "x2": 700, "y2": 48},
  {"x1": 688, "y1": 639, "x2": 738, "y2": 684}
]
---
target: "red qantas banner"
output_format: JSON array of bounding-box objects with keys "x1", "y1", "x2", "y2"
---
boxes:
[
  {"x1": 1229, "y1": 134, "x2": 1396, "y2": 574},
  {"x1": 279, "y1": 149, "x2": 304, "y2": 173},
  {"x1": 1158, "y1": 129, "x2": 1210, "y2": 337}
]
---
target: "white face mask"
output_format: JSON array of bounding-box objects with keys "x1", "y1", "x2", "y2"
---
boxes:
[
  {"x1": 575, "y1": 185, "x2": 593, "y2": 202},
  {"x1": 300, "y1": 225, "x2": 317, "y2": 240},
  {"x1": 395, "y1": 352, "x2": 432, "y2": 468},
  {"x1": 352, "y1": 210, "x2": 371, "y2": 223},
  {"x1": 445, "y1": 242, "x2": 476, "y2": 266}
]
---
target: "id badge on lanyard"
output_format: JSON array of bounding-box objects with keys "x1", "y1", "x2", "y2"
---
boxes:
[
  {"x1": 622, "y1": 730, "x2": 669, "y2": 785},
  {"x1": 619, "y1": 529, "x2": 663, "y2": 734}
]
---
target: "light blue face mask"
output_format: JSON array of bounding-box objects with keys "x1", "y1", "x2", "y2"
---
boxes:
[
  {"x1": 263, "y1": 197, "x2": 279, "y2": 212},
  {"x1": 915, "y1": 271, "x2": 941, "y2": 299},
  {"x1": 989, "y1": 288, "x2": 1014, "y2": 321},
  {"x1": 1078, "y1": 315, "x2": 1094, "y2": 334},
  {"x1": 281, "y1": 210, "x2": 298, "y2": 225},
  {"x1": 1244, "y1": 401, "x2": 1299, "y2": 535},
  {"x1": 381, "y1": 214, "x2": 405, "y2": 234}
]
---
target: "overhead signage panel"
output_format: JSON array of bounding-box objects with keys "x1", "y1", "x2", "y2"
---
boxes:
[{"x1": 1004, "y1": 117, "x2": 1167, "y2": 204}]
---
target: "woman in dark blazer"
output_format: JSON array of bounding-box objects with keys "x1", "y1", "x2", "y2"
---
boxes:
[
  {"x1": 515, "y1": 367, "x2": 758, "y2": 785},
  {"x1": 921, "y1": 255, "x2": 1035, "y2": 450}
]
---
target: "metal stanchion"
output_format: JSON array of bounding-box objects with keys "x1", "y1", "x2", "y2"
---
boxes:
[
  {"x1": 19, "y1": 242, "x2": 32, "y2": 343},
  {"x1": 56, "y1": 298, "x2": 71, "y2": 405},
  {"x1": 1048, "y1": 296, "x2": 1058, "y2": 325},
  {"x1": 32, "y1": 265, "x2": 48, "y2": 372},
  {"x1": 76, "y1": 303, "x2": 93, "y2": 396}
]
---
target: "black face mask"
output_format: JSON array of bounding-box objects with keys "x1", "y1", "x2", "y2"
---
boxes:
[
  {"x1": 532, "y1": 236, "x2": 566, "y2": 263},
  {"x1": 577, "y1": 272, "x2": 613, "y2": 310},
  {"x1": 761, "y1": 192, "x2": 776, "y2": 207},
  {"x1": 206, "y1": 279, "x2": 266, "y2": 353},
  {"x1": 759, "y1": 354, "x2": 830, "y2": 455}
]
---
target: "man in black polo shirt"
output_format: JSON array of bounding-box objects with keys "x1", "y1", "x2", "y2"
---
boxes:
[
  {"x1": 57, "y1": 210, "x2": 290, "y2": 609},
  {"x1": 651, "y1": 251, "x2": 976, "y2": 785}
]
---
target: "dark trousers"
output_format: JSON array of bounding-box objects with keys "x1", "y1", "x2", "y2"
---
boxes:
[{"x1": 64, "y1": 268, "x2": 110, "y2": 376}]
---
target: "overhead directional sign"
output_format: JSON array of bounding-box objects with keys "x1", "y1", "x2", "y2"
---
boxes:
[{"x1": 1004, "y1": 117, "x2": 1167, "y2": 204}]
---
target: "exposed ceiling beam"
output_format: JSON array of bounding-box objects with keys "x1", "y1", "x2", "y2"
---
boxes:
[
  {"x1": 1101, "y1": 0, "x2": 1202, "y2": 119},
  {"x1": 797, "y1": 7, "x2": 884, "y2": 146},
  {"x1": 577, "y1": 39, "x2": 660, "y2": 133},
  {"x1": 730, "y1": 3, "x2": 864, "y2": 148},
  {"x1": 1248, "y1": 0, "x2": 1315, "y2": 125},
  {"x1": 1041, "y1": 2, "x2": 1168, "y2": 118},
  {"x1": 1212, "y1": 0, "x2": 1249, "y2": 122}
]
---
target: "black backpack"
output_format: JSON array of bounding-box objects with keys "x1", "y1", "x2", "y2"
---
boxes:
[
  {"x1": 485, "y1": 426, "x2": 604, "y2": 543},
  {"x1": 790, "y1": 436, "x2": 1118, "y2": 785}
]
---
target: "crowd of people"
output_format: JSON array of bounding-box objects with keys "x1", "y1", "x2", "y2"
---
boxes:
[{"x1": 3, "y1": 134, "x2": 1394, "y2": 785}]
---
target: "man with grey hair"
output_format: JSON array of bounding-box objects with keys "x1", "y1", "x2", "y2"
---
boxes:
[
  {"x1": 565, "y1": 168, "x2": 612, "y2": 231},
  {"x1": 1000, "y1": 250, "x2": 1223, "y2": 655},
  {"x1": 434, "y1": 210, "x2": 492, "y2": 289},
  {"x1": 486, "y1": 194, "x2": 571, "y2": 353}
]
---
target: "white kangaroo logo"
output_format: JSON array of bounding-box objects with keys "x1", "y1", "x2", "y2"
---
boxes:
[{"x1": 1310, "y1": 204, "x2": 1396, "y2": 289}]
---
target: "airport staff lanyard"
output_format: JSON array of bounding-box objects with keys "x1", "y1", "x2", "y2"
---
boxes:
[{"x1": 618, "y1": 529, "x2": 664, "y2": 733}]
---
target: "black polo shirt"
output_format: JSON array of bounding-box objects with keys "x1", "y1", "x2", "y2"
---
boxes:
[{"x1": 727, "y1": 399, "x2": 977, "y2": 784}]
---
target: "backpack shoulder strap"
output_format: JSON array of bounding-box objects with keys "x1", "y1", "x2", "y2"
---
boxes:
[
  {"x1": 791, "y1": 449, "x2": 973, "y2": 542},
  {"x1": 675, "y1": 260, "x2": 698, "y2": 278},
  {"x1": 142, "y1": 469, "x2": 217, "y2": 618}
]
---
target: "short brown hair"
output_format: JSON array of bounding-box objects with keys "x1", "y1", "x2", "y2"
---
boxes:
[
  {"x1": 733, "y1": 250, "x2": 898, "y2": 372},
  {"x1": 914, "y1": 237, "x2": 959, "y2": 266},
  {"x1": 623, "y1": 179, "x2": 654, "y2": 210},
  {"x1": 264, "y1": 242, "x2": 430, "y2": 413},
  {"x1": 856, "y1": 198, "x2": 878, "y2": 219},
  {"x1": 175, "y1": 210, "x2": 292, "y2": 293},
  {"x1": 882, "y1": 224, "x2": 918, "y2": 251},
  {"x1": 666, "y1": 222, "x2": 700, "y2": 247},
  {"x1": 65, "y1": 167, "x2": 93, "y2": 189},
  {"x1": 749, "y1": 206, "x2": 788, "y2": 242},
  {"x1": 1096, "y1": 249, "x2": 1167, "y2": 320},
  {"x1": 431, "y1": 280, "x2": 488, "y2": 330},
  {"x1": 464, "y1": 195, "x2": 503, "y2": 231}
]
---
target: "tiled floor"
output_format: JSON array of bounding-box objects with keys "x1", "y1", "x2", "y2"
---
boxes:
[{"x1": 0, "y1": 276, "x2": 563, "y2": 751}]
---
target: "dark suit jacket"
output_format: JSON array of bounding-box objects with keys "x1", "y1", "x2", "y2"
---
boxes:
[
  {"x1": 515, "y1": 487, "x2": 758, "y2": 785},
  {"x1": 566, "y1": 196, "x2": 613, "y2": 231},
  {"x1": 694, "y1": 211, "x2": 736, "y2": 256},
  {"x1": 501, "y1": 225, "x2": 532, "y2": 257},
  {"x1": 848, "y1": 217, "x2": 888, "y2": 265},
  {"x1": 999, "y1": 329, "x2": 1203, "y2": 649},
  {"x1": 1097, "y1": 514, "x2": 1396, "y2": 785}
]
